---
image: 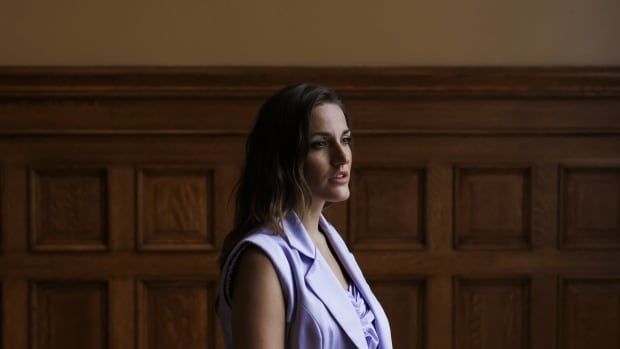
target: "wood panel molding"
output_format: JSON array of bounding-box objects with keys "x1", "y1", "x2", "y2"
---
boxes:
[
  {"x1": 1, "y1": 67, "x2": 619, "y2": 137},
  {"x1": 0, "y1": 67, "x2": 619, "y2": 98}
]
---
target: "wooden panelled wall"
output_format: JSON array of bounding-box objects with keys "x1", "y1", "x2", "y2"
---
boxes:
[{"x1": 0, "y1": 67, "x2": 619, "y2": 349}]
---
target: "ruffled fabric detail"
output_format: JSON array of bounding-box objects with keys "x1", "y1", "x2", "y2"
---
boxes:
[{"x1": 347, "y1": 283, "x2": 380, "y2": 349}]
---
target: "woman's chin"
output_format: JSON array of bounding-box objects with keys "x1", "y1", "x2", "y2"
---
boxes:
[{"x1": 326, "y1": 190, "x2": 350, "y2": 203}]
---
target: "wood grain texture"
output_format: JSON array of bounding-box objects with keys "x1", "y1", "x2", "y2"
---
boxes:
[
  {"x1": 559, "y1": 277, "x2": 620, "y2": 349},
  {"x1": 30, "y1": 281, "x2": 108, "y2": 349},
  {"x1": 454, "y1": 166, "x2": 532, "y2": 250},
  {"x1": 351, "y1": 167, "x2": 426, "y2": 250},
  {"x1": 370, "y1": 277, "x2": 425, "y2": 349},
  {"x1": 1, "y1": 67, "x2": 619, "y2": 98},
  {"x1": 559, "y1": 166, "x2": 620, "y2": 249},
  {"x1": 137, "y1": 279, "x2": 213, "y2": 349},
  {"x1": 29, "y1": 166, "x2": 109, "y2": 252},
  {"x1": 0, "y1": 67, "x2": 618, "y2": 349},
  {"x1": 454, "y1": 277, "x2": 530, "y2": 349},
  {"x1": 137, "y1": 166, "x2": 215, "y2": 251}
]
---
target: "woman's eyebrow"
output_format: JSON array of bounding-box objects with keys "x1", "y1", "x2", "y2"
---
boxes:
[{"x1": 311, "y1": 129, "x2": 351, "y2": 137}]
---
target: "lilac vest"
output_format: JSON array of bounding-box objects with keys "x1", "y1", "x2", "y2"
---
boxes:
[{"x1": 217, "y1": 211, "x2": 393, "y2": 349}]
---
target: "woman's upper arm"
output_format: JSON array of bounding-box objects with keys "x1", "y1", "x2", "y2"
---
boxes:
[{"x1": 231, "y1": 245, "x2": 286, "y2": 349}]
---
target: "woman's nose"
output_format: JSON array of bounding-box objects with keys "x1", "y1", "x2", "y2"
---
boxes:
[{"x1": 331, "y1": 143, "x2": 349, "y2": 166}]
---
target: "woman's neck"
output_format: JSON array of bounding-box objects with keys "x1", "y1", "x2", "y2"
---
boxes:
[{"x1": 297, "y1": 200, "x2": 325, "y2": 239}]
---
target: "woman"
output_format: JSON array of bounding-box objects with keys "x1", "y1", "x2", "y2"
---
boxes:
[{"x1": 217, "y1": 83, "x2": 393, "y2": 349}]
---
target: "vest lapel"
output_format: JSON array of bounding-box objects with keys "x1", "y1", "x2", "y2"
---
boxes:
[
  {"x1": 319, "y1": 214, "x2": 394, "y2": 349},
  {"x1": 283, "y1": 211, "x2": 367, "y2": 349},
  {"x1": 305, "y1": 255, "x2": 368, "y2": 349}
]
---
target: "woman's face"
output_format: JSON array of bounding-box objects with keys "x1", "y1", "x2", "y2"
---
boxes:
[{"x1": 304, "y1": 103, "x2": 352, "y2": 209}]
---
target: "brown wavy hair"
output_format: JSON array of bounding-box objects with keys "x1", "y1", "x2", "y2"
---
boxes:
[{"x1": 219, "y1": 83, "x2": 349, "y2": 269}]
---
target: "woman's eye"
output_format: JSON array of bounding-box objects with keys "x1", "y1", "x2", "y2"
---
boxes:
[
  {"x1": 311, "y1": 140, "x2": 328, "y2": 149},
  {"x1": 342, "y1": 136, "x2": 352, "y2": 144}
]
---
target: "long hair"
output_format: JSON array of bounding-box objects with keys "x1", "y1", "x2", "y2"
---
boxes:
[{"x1": 219, "y1": 83, "x2": 349, "y2": 269}]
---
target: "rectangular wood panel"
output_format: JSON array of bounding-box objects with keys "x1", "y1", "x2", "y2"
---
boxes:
[
  {"x1": 559, "y1": 166, "x2": 620, "y2": 249},
  {"x1": 351, "y1": 167, "x2": 426, "y2": 250},
  {"x1": 30, "y1": 281, "x2": 108, "y2": 349},
  {"x1": 137, "y1": 165, "x2": 215, "y2": 251},
  {"x1": 370, "y1": 278, "x2": 425, "y2": 349},
  {"x1": 29, "y1": 166, "x2": 109, "y2": 252},
  {"x1": 454, "y1": 278, "x2": 530, "y2": 349},
  {"x1": 559, "y1": 278, "x2": 620, "y2": 349},
  {"x1": 137, "y1": 279, "x2": 214, "y2": 349},
  {"x1": 454, "y1": 166, "x2": 532, "y2": 250}
]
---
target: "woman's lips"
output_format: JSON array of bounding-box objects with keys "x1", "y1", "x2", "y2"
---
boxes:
[{"x1": 328, "y1": 173, "x2": 349, "y2": 184}]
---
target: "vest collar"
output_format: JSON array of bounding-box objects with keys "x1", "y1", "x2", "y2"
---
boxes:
[
  {"x1": 283, "y1": 210, "x2": 369, "y2": 349},
  {"x1": 283, "y1": 209, "x2": 331, "y2": 259}
]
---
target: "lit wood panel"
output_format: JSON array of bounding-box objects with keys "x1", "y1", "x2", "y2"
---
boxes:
[
  {"x1": 29, "y1": 167, "x2": 109, "y2": 252},
  {"x1": 137, "y1": 279, "x2": 214, "y2": 349},
  {"x1": 137, "y1": 166, "x2": 215, "y2": 251}
]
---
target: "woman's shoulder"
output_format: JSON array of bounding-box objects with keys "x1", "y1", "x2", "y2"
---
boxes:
[
  {"x1": 233, "y1": 227, "x2": 292, "y2": 256},
  {"x1": 232, "y1": 243, "x2": 282, "y2": 298},
  {"x1": 220, "y1": 226, "x2": 297, "y2": 314}
]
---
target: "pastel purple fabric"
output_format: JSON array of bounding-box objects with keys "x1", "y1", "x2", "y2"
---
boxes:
[
  {"x1": 216, "y1": 210, "x2": 393, "y2": 349},
  {"x1": 347, "y1": 283, "x2": 380, "y2": 349}
]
